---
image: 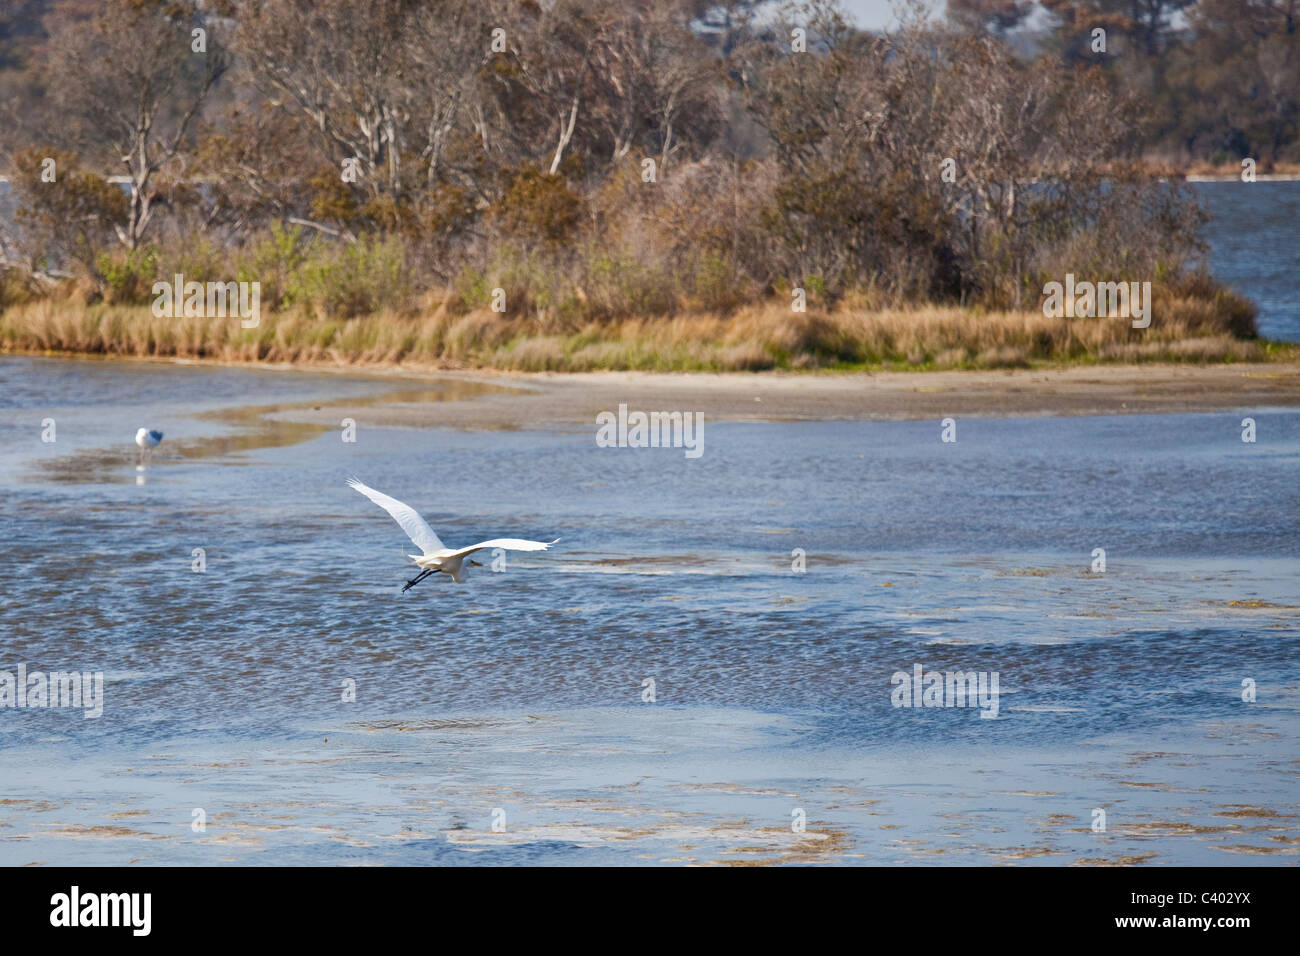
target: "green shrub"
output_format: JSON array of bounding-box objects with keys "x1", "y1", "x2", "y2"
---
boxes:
[{"x1": 96, "y1": 246, "x2": 160, "y2": 304}]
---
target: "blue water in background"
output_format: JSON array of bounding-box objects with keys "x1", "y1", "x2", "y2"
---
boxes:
[{"x1": 1193, "y1": 181, "x2": 1300, "y2": 342}]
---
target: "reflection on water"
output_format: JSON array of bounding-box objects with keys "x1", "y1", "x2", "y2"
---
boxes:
[
  {"x1": 0, "y1": 355, "x2": 1297, "y2": 866},
  {"x1": 26, "y1": 371, "x2": 525, "y2": 484}
]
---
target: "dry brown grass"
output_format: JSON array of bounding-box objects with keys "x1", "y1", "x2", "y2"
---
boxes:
[
  {"x1": 1, "y1": 297, "x2": 1286, "y2": 371},
  {"x1": 1138, "y1": 156, "x2": 1300, "y2": 178},
  {"x1": 1180, "y1": 160, "x2": 1300, "y2": 178}
]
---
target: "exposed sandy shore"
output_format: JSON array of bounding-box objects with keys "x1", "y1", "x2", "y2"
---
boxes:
[{"x1": 254, "y1": 360, "x2": 1300, "y2": 429}]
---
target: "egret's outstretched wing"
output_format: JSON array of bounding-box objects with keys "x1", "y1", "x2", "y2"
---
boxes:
[
  {"x1": 347, "y1": 478, "x2": 445, "y2": 554},
  {"x1": 446, "y1": 538, "x2": 560, "y2": 560}
]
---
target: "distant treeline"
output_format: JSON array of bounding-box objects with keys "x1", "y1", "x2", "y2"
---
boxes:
[
  {"x1": 0, "y1": 0, "x2": 1285, "y2": 332},
  {"x1": 953, "y1": 0, "x2": 1300, "y2": 169}
]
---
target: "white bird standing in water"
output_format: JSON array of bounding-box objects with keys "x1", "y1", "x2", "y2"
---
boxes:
[
  {"x1": 347, "y1": 478, "x2": 559, "y2": 592},
  {"x1": 135, "y1": 428, "x2": 163, "y2": 466}
]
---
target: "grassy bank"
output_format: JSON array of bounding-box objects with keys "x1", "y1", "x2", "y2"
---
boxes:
[{"x1": 2, "y1": 293, "x2": 1288, "y2": 372}]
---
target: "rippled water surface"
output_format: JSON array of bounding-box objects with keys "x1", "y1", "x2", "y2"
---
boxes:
[{"x1": 1, "y1": 356, "x2": 1297, "y2": 865}]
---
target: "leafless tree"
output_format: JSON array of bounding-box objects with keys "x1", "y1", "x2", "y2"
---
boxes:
[{"x1": 45, "y1": 0, "x2": 229, "y2": 248}]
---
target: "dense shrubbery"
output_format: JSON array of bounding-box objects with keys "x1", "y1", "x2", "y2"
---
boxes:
[{"x1": 0, "y1": 0, "x2": 1286, "y2": 347}]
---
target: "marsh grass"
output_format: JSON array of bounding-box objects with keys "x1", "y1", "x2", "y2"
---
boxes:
[{"x1": 1, "y1": 290, "x2": 1284, "y2": 371}]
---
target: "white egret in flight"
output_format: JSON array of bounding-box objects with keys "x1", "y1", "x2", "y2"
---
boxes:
[
  {"x1": 347, "y1": 478, "x2": 559, "y2": 592},
  {"x1": 135, "y1": 428, "x2": 163, "y2": 467}
]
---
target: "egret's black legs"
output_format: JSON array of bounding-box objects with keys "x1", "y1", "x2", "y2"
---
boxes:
[{"x1": 402, "y1": 568, "x2": 436, "y2": 593}]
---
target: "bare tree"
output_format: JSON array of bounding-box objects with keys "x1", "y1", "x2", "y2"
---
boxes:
[
  {"x1": 237, "y1": 0, "x2": 414, "y2": 202},
  {"x1": 45, "y1": 0, "x2": 229, "y2": 249},
  {"x1": 581, "y1": 0, "x2": 720, "y2": 170}
]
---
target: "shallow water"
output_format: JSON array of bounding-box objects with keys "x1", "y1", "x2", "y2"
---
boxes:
[{"x1": 0, "y1": 356, "x2": 1297, "y2": 865}]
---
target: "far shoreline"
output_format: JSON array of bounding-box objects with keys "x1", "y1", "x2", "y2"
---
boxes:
[{"x1": 7, "y1": 348, "x2": 1298, "y2": 430}]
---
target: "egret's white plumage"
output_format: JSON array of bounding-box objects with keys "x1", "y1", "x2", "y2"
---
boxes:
[
  {"x1": 347, "y1": 478, "x2": 558, "y2": 590},
  {"x1": 347, "y1": 479, "x2": 445, "y2": 554}
]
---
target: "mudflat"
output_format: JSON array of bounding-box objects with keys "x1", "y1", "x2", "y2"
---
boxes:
[{"x1": 245, "y1": 360, "x2": 1300, "y2": 430}]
